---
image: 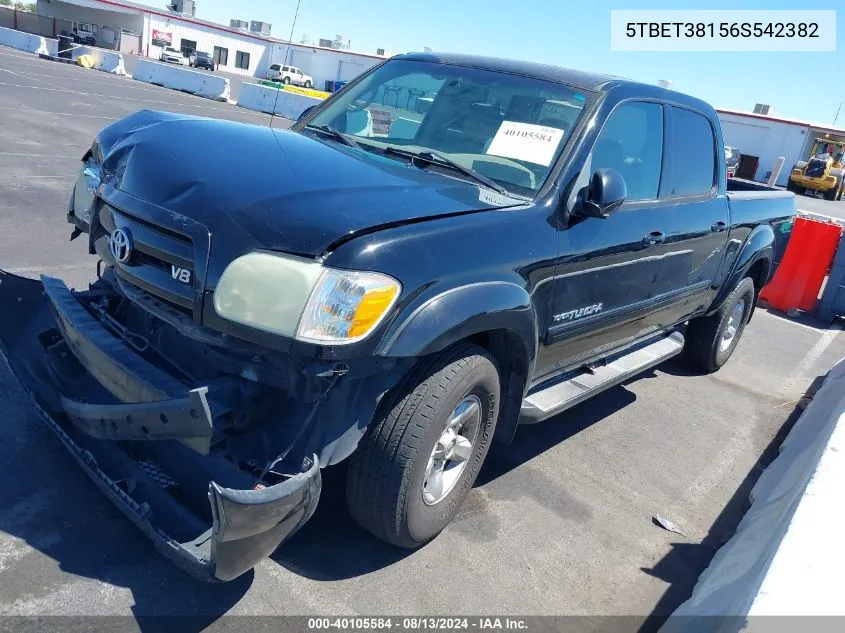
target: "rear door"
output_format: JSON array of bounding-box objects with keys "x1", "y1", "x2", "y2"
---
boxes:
[{"x1": 647, "y1": 105, "x2": 730, "y2": 328}]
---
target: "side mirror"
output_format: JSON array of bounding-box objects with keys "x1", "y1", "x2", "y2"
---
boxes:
[
  {"x1": 297, "y1": 105, "x2": 316, "y2": 122},
  {"x1": 574, "y1": 168, "x2": 627, "y2": 219}
]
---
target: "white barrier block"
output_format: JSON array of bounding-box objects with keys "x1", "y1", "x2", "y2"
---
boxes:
[
  {"x1": 0, "y1": 25, "x2": 56, "y2": 56},
  {"x1": 132, "y1": 58, "x2": 230, "y2": 101},
  {"x1": 72, "y1": 45, "x2": 126, "y2": 75},
  {"x1": 237, "y1": 82, "x2": 323, "y2": 120}
]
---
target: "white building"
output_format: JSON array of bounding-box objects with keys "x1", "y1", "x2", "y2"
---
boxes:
[
  {"x1": 717, "y1": 108, "x2": 845, "y2": 187},
  {"x1": 35, "y1": 0, "x2": 388, "y2": 90}
]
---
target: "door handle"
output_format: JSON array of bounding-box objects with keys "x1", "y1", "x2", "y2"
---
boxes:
[
  {"x1": 711, "y1": 221, "x2": 728, "y2": 232},
  {"x1": 642, "y1": 231, "x2": 665, "y2": 245}
]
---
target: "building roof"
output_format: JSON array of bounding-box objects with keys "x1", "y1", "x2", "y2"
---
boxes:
[
  {"x1": 716, "y1": 107, "x2": 845, "y2": 137},
  {"x1": 397, "y1": 52, "x2": 624, "y2": 91},
  {"x1": 67, "y1": 0, "x2": 388, "y2": 58}
]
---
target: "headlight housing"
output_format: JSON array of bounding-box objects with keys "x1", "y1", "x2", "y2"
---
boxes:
[
  {"x1": 296, "y1": 269, "x2": 401, "y2": 344},
  {"x1": 213, "y1": 252, "x2": 401, "y2": 345}
]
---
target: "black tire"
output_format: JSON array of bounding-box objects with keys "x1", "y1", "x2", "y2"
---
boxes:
[
  {"x1": 304, "y1": 80, "x2": 312, "y2": 89},
  {"x1": 786, "y1": 178, "x2": 799, "y2": 193},
  {"x1": 282, "y1": 76, "x2": 291, "y2": 85},
  {"x1": 824, "y1": 183, "x2": 838, "y2": 201},
  {"x1": 685, "y1": 277, "x2": 755, "y2": 373},
  {"x1": 346, "y1": 343, "x2": 501, "y2": 548}
]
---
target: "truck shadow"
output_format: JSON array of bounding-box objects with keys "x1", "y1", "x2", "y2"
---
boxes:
[
  {"x1": 635, "y1": 373, "x2": 828, "y2": 633},
  {"x1": 0, "y1": 392, "x2": 251, "y2": 630},
  {"x1": 271, "y1": 376, "x2": 642, "y2": 581}
]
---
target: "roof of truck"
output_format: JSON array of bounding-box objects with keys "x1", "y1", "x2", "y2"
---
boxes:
[{"x1": 395, "y1": 52, "x2": 625, "y2": 91}]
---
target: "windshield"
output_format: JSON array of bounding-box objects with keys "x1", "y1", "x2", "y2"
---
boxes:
[{"x1": 306, "y1": 59, "x2": 590, "y2": 196}]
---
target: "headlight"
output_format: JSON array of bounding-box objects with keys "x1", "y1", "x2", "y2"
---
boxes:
[
  {"x1": 213, "y1": 252, "x2": 401, "y2": 345},
  {"x1": 296, "y1": 269, "x2": 401, "y2": 344},
  {"x1": 70, "y1": 158, "x2": 101, "y2": 225}
]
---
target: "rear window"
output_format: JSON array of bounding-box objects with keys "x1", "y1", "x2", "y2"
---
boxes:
[
  {"x1": 669, "y1": 107, "x2": 716, "y2": 197},
  {"x1": 270, "y1": 64, "x2": 281, "y2": 71}
]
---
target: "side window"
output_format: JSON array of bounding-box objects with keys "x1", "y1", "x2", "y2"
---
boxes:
[
  {"x1": 669, "y1": 107, "x2": 716, "y2": 196},
  {"x1": 590, "y1": 101, "x2": 663, "y2": 201},
  {"x1": 282, "y1": 66, "x2": 289, "y2": 72}
]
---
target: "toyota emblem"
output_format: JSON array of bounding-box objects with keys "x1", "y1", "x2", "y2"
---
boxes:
[{"x1": 109, "y1": 228, "x2": 133, "y2": 263}]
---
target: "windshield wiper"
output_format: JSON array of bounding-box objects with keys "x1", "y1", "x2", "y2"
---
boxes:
[
  {"x1": 306, "y1": 124, "x2": 361, "y2": 149},
  {"x1": 382, "y1": 146, "x2": 508, "y2": 195}
]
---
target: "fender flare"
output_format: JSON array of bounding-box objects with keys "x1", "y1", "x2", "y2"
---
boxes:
[
  {"x1": 376, "y1": 282, "x2": 538, "y2": 444},
  {"x1": 377, "y1": 281, "x2": 538, "y2": 366},
  {"x1": 709, "y1": 224, "x2": 774, "y2": 315}
]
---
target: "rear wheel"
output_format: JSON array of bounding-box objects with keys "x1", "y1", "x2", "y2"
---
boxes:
[
  {"x1": 282, "y1": 76, "x2": 291, "y2": 85},
  {"x1": 786, "y1": 178, "x2": 799, "y2": 193},
  {"x1": 346, "y1": 343, "x2": 500, "y2": 548},
  {"x1": 684, "y1": 277, "x2": 755, "y2": 373},
  {"x1": 824, "y1": 183, "x2": 839, "y2": 201}
]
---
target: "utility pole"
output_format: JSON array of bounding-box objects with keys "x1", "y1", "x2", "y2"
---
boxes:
[{"x1": 834, "y1": 101, "x2": 843, "y2": 127}]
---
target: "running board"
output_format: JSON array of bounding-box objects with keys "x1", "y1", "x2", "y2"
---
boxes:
[{"x1": 519, "y1": 331, "x2": 685, "y2": 424}]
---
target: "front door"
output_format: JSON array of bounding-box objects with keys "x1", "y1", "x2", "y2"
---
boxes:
[{"x1": 536, "y1": 100, "x2": 675, "y2": 381}]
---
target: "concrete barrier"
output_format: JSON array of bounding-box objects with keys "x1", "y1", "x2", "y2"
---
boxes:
[
  {"x1": 237, "y1": 82, "x2": 323, "y2": 120},
  {"x1": 0, "y1": 25, "x2": 57, "y2": 56},
  {"x1": 71, "y1": 45, "x2": 126, "y2": 75},
  {"x1": 132, "y1": 58, "x2": 230, "y2": 102},
  {"x1": 661, "y1": 353, "x2": 845, "y2": 628}
]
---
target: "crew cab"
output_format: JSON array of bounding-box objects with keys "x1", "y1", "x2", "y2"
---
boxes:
[{"x1": 0, "y1": 52, "x2": 796, "y2": 582}]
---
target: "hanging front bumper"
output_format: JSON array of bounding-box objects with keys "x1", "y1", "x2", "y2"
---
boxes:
[{"x1": 0, "y1": 270, "x2": 321, "y2": 581}]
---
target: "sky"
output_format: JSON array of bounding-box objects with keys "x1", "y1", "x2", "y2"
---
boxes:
[{"x1": 141, "y1": 0, "x2": 844, "y2": 125}]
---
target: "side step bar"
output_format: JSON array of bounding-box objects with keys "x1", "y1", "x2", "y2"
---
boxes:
[{"x1": 519, "y1": 331, "x2": 685, "y2": 424}]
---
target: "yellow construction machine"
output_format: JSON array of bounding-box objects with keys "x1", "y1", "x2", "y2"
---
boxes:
[{"x1": 787, "y1": 138, "x2": 845, "y2": 200}]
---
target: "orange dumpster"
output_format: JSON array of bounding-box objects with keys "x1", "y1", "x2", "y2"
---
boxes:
[{"x1": 760, "y1": 216, "x2": 843, "y2": 313}]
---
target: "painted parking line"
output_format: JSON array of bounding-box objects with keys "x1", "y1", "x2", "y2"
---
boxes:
[
  {"x1": 0, "y1": 152, "x2": 81, "y2": 159},
  {"x1": 780, "y1": 320, "x2": 843, "y2": 398},
  {"x1": 0, "y1": 104, "x2": 119, "y2": 120}
]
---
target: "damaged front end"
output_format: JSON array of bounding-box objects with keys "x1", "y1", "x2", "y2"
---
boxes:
[{"x1": 0, "y1": 271, "x2": 326, "y2": 581}]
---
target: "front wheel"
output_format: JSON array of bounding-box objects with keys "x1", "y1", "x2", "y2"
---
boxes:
[
  {"x1": 282, "y1": 76, "x2": 291, "y2": 84},
  {"x1": 304, "y1": 80, "x2": 312, "y2": 88},
  {"x1": 684, "y1": 277, "x2": 755, "y2": 373},
  {"x1": 346, "y1": 343, "x2": 500, "y2": 548}
]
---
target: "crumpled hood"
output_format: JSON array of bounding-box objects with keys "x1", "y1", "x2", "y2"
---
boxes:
[{"x1": 96, "y1": 110, "x2": 519, "y2": 266}]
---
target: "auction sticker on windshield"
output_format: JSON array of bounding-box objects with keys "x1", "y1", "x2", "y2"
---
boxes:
[{"x1": 486, "y1": 121, "x2": 565, "y2": 166}]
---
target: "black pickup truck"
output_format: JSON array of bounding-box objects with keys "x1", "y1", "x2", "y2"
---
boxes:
[{"x1": 0, "y1": 52, "x2": 796, "y2": 581}]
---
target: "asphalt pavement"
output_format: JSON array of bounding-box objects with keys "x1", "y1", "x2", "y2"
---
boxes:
[
  {"x1": 1, "y1": 44, "x2": 844, "y2": 626},
  {"x1": 792, "y1": 191, "x2": 845, "y2": 221}
]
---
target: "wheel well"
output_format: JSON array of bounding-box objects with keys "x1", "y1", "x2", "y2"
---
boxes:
[
  {"x1": 468, "y1": 329, "x2": 530, "y2": 444},
  {"x1": 746, "y1": 259, "x2": 770, "y2": 322},
  {"x1": 747, "y1": 259, "x2": 769, "y2": 292}
]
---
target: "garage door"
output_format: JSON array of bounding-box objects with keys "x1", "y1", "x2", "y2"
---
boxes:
[
  {"x1": 288, "y1": 50, "x2": 313, "y2": 74},
  {"x1": 720, "y1": 120, "x2": 770, "y2": 156}
]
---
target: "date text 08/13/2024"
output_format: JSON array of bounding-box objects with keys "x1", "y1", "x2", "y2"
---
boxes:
[{"x1": 307, "y1": 618, "x2": 529, "y2": 630}]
